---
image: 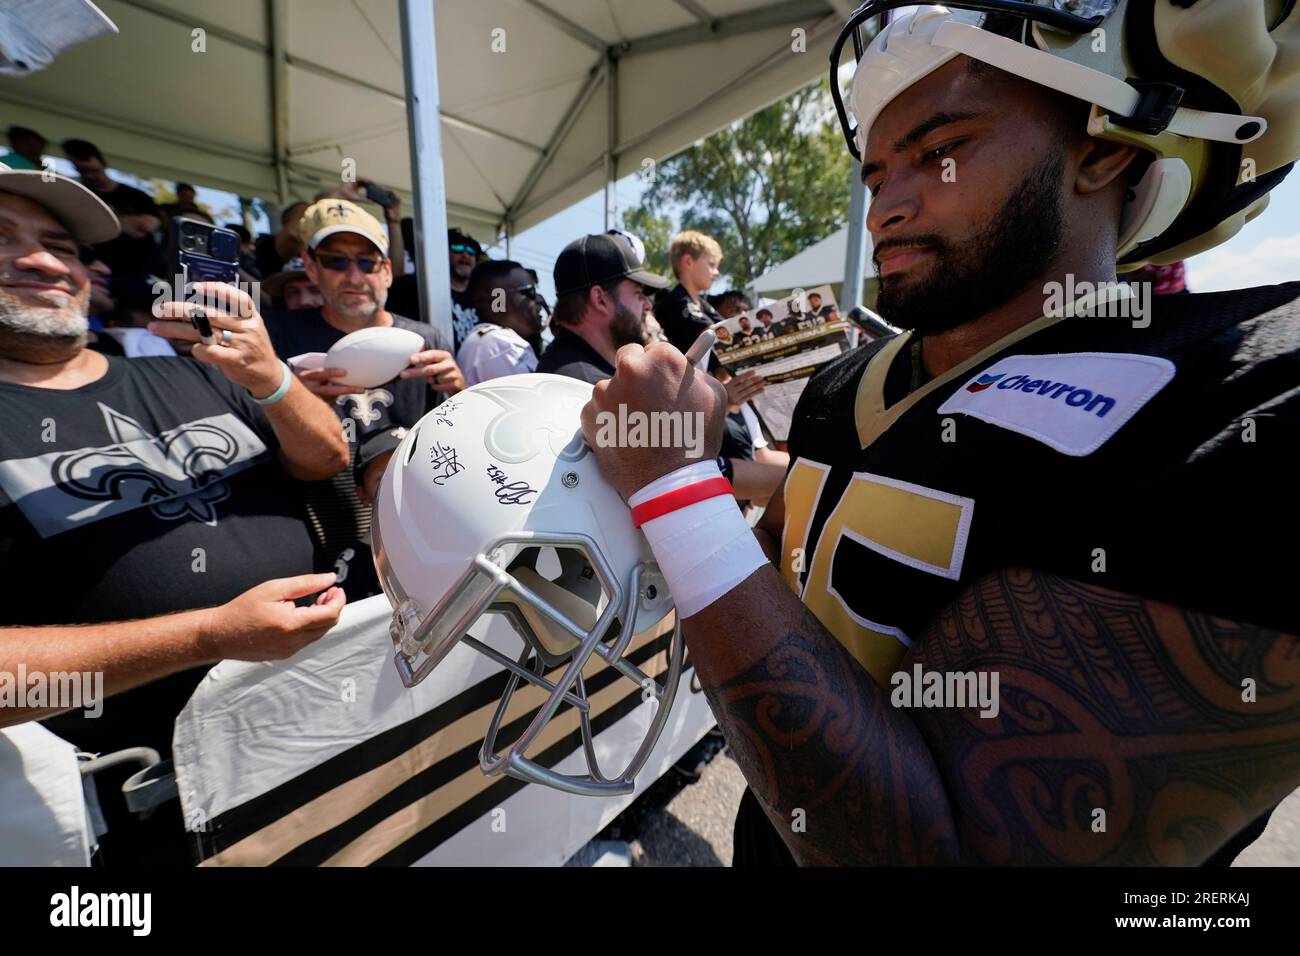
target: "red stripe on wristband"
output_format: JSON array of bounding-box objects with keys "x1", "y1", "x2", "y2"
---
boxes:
[{"x1": 630, "y1": 477, "x2": 734, "y2": 529}]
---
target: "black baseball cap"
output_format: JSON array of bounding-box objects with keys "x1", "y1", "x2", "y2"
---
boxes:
[{"x1": 553, "y1": 233, "x2": 670, "y2": 298}]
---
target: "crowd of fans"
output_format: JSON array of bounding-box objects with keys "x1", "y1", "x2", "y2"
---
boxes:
[
  {"x1": 0, "y1": 129, "x2": 826, "y2": 865},
  {"x1": 0, "y1": 120, "x2": 1199, "y2": 867}
]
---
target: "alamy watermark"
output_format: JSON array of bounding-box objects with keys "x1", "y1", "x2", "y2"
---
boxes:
[
  {"x1": 151, "y1": 274, "x2": 261, "y2": 319},
  {"x1": 593, "y1": 404, "x2": 707, "y2": 459},
  {"x1": 50, "y1": 886, "x2": 150, "y2": 936},
  {"x1": 890, "y1": 663, "x2": 999, "y2": 718},
  {"x1": 0, "y1": 665, "x2": 103, "y2": 718},
  {"x1": 1043, "y1": 275, "x2": 1150, "y2": 329}
]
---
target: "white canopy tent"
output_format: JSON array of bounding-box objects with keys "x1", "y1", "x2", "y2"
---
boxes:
[
  {"x1": 0, "y1": 0, "x2": 855, "y2": 236},
  {"x1": 749, "y1": 222, "x2": 876, "y2": 304}
]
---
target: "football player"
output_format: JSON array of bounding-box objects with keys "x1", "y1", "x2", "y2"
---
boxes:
[
  {"x1": 806, "y1": 291, "x2": 834, "y2": 324},
  {"x1": 734, "y1": 315, "x2": 761, "y2": 347},
  {"x1": 582, "y1": 1, "x2": 1300, "y2": 865}
]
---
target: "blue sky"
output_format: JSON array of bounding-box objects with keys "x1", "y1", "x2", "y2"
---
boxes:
[{"x1": 1178, "y1": 169, "x2": 1300, "y2": 292}]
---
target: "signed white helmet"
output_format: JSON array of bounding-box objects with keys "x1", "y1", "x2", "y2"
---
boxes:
[{"x1": 372, "y1": 374, "x2": 683, "y2": 797}]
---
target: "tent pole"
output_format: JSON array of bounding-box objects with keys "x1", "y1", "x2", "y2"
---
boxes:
[
  {"x1": 604, "y1": 56, "x2": 618, "y2": 230},
  {"x1": 268, "y1": 0, "x2": 291, "y2": 203},
  {"x1": 841, "y1": 163, "x2": 868, "y2": 309},
  {"x1": 399, "y1": 0, "x2": 453, "y2": 344}
]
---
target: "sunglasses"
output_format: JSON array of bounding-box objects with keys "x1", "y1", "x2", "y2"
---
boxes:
[
  {"x1": 449, "y1": 243, "x2": 479, "y2": 255},
  {"x1": 313, "y1": 252, "x2": 385, "y2": 274},
  {"x1": 503, "y1": 284, "x2": 551, "y2": 313}
]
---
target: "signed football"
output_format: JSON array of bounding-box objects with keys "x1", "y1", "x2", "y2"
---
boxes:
[{"x1": 322, "y1": 326, "x2": 426, "y2": 388}]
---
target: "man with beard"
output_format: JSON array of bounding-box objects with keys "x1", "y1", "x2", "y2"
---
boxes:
[
  {"x1": 578, "y1": 2, "x2": 1300, "y2": 867},
  {"x1": 260, "y1": 199, "x2": 466, "y2": 597},
  {"x1": 734, "y1": 315, "x2": 761, "y2": 347},
  {"x1": 0, "y1": 163, "x2": 349, "y2": 864},
  {"x1": 536, "y1": 233, "x2": 669, "y2": 385},
  {"x1": 387, "y1": 226, "x2": 482, "y2": 351},
  {"x1": 806, "y1": 291, "x2": 833, "y2": 324}
]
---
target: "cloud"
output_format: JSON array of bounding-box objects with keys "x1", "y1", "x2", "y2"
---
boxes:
[{"x1": 1185, "y1": 233, "x2": 1300, "y2": 292}]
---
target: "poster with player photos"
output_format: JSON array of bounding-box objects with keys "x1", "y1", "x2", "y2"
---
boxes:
[{"x1": 712, "y1": 284, "x2": 852, "y2": 440}]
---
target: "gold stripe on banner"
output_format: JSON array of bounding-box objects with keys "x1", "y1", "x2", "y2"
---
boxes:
[
  {"x1": 201, "y1": 618, "x2": 672, "y2": 867},
  {"x1": 321, "y1": 647, "x2": 671, "y2": 866}
]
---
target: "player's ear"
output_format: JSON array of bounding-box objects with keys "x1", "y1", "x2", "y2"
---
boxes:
[
  {"x1": 303, "y1": 251, "x2": 321, "y2": 283},
  {"x1": 1074, "y1": 136, "x2": 1140, "y2": 196}
]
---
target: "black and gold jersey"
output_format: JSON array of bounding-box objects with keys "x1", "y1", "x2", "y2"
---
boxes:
[{"x1": 780, "y1": 282, "x2": 1300, "y2": 685}]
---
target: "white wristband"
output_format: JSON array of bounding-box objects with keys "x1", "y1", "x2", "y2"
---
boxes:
[{"x1": 629, "y1": 461, "x2": 768, "y2": 618}]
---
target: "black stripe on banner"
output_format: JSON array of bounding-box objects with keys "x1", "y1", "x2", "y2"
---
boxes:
[
  {"x1": 372, "y1": 670, "x2": 670, "y2": 867},
  {"x1": 198, "y1": 627, "x2": 674, "y2": 863},
  {"x1": 268, "y1": 631, "x2": 674, "y2": 866},
  {"x1": 197, "y1": 659, "x2": 516, "y2": 858}
]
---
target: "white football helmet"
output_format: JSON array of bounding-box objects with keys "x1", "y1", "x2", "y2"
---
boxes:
[{"x1": 372, "y1": 374, "x2": 683, "y2": 797}]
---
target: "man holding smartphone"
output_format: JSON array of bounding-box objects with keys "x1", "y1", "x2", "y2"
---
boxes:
[{"x1": 0, "y1": 163, "x2": 351, "y2": 864}]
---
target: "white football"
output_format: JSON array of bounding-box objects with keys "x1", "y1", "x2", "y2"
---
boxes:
[{"x1": 324, "y1": 326, "x2": 427, "y2": 388}]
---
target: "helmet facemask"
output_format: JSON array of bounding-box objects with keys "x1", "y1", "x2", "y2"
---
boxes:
[{"x1": 378, "y1": 519, "x2": 683, "y2": 798}]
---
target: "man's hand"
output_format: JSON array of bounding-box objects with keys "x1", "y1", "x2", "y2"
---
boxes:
[
  {"x1": 151, "y1": 282, "x2": 285, "y2": 397},
  {"x1": 722, "y1": 369, "x2": 766, "y2": 412},
  {"x1": 580, "y1": 341, "x2": 728, "y2": 501},
  {"x1": 400, "y1": 349, "x2": 465, "y2": 393},
  {"x1": 296, "y1": 366, "x2": 366, "y2": 400},
  {"x1": 196, "y1": 573, "x2": 345, "y2": 663},
  {"x1": 383, "y1": 192, "x2": 402, "y2": 225}
]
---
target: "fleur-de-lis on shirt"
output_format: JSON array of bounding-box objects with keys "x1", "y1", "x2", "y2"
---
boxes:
[{"x1": 52, "y1": 404, "x2": 248, "y2": 525}]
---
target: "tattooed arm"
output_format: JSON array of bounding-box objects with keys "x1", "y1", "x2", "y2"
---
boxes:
[{"x1": 684, "y1": 565, "x2": 1300, "y2": 865}]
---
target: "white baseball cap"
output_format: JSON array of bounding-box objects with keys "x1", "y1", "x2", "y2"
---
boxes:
[{"x1": 0, "y1": 162, "x2": 120, "y2": 244}]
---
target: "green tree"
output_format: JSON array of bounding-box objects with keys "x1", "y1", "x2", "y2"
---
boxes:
[
  {"x1": 620, "y1": 207, "x2": 672, "y2": 277},
  {"x1": 623, "y1": 78, "x2": 852, "y2": 288}
]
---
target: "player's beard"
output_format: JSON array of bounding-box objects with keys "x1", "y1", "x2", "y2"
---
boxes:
[
  {"x1": 609, "y1": 299, "x2": 648, "y2": 348},
  {"x1": 875, "y1": 147, "x2": 1066, "y2": 336},
  {"x1": 0, "y1": 285, "x2": 90, "y2": 344}
]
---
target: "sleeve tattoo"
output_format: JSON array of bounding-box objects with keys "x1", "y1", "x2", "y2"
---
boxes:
[{"x1": 705, "y1": 567, "x2": 1300, "y2": 865}]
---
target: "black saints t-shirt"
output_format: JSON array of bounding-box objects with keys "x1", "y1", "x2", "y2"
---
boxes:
[{"x1": 0, "y1": 356, "x2": 320, "y2": 750}]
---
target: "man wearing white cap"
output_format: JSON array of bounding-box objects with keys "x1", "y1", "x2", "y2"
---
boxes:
[{"x1": 0, "y1": 162, "x2": 350, "y2": 863}]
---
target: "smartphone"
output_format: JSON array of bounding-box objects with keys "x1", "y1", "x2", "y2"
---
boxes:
[
  {"x1": 168, "y1": 217, "x2": 241, "y2": 342},
  {"x1": 363, "y1": 182, "x2": 397, "y2": 210}
]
